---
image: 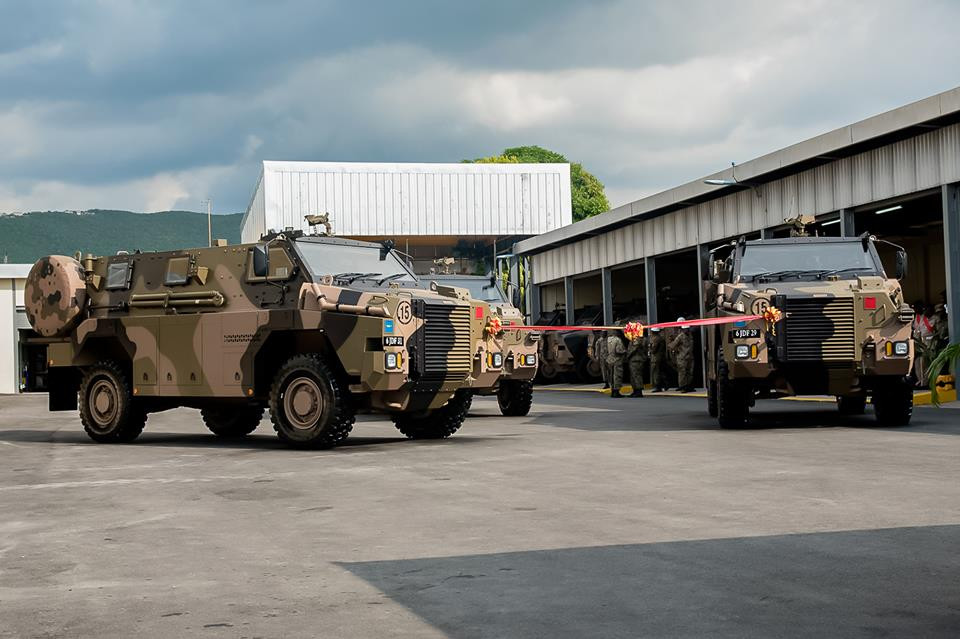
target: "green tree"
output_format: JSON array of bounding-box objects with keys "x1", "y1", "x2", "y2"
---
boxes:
[{"x1": 464, "y1": 145, "x2": 609, "y2": 222}]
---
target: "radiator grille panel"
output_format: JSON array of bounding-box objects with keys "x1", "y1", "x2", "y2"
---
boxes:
[
  {"x1": 784, "y1": 298, "x2": 856, "y2": 361},
  {"x1": 422, "y1": 303, "x2": 472, "y2": 378}
]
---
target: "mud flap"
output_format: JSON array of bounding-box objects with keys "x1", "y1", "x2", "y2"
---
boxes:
[{"x1": 48, "y1": 368, "x2": 80, "y2": 411}]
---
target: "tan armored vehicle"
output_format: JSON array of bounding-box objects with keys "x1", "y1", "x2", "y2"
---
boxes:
[
  {"x1": 416, "y1": 274, "x2": 539, "y2": 416},
  {"x1": 24, "y1": 233, "x2": 486, "y2": 448},
  {"x1": 705, "y1": 235, "x2": 915, "y2": 428}
]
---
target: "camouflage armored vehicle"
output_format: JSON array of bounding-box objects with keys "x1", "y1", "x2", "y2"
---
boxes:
[
  {"x1": 415, "y1": 274, "x2": 538, "y2": 416},
  {"x1": 24, "y1": 233, "x2": 485, "y2": 448},
  {"x1": 705, "y1": 234, "x2": 915, "y2": 428}
]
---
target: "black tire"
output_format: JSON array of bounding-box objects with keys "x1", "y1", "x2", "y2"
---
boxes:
[
  {"x1": 79, "y1": 360, "x2": 147, "y2": 443},
  {"x1": 537, "y1": 360, "x2": 560, "y2": 383},
  {"x1": 393, "y1": 390, "x2": 472, "y2": 439},
  {"x1": 201, "y1": 406, "x2": 264, "y2": 438},
  {"x1": 716, "y1": 359, "x2": 750, "y2": 429},
  {"x1": 707, "y1": 379, "x2": 719, "y2": 417},
  {"x1": 575, "y1": 355, "x2": 601, "y2": 383},
  {"x1": 269, "y1": 354, "x2": 354, "y2": 448},
  {"x1": 498, "y1": 379, "x2": 534, "y2": 416},
  {"x1": 873, "y1": 377, "x2": 914, "y2": 427},
  {"x1": 837, "y1": 395, "x2": 866, "y2": 416}
]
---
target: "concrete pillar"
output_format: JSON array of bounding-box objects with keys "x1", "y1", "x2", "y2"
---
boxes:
[
  {"x1": 839, "y1": 208, "x2": 856, "y2": 237},
  {"x1": 697, "y1": 245, "x2": 710, "y2": 389},
  {"x1": 564, "y1": 276, "x2": 575, "y2": 325},
  {"x1": 644, "y1": 257, "x2": 658, "y2": 324},
  {"x1": 508, "y1": 255, "x2": 520, "y2": 307},
  {"x1": 528, "y1": 282, "x2": 541, "y2": 324},
  {"x1": 601, "y1": 267, "x2": 614, "y2": 326},
  {"x1": 943, "y1": 184, "x2": 960, "y2": 342}
]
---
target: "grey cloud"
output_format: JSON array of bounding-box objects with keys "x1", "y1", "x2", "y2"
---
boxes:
[{"x1": 1, "y1": 1, "x2": 959, "y2": 214}]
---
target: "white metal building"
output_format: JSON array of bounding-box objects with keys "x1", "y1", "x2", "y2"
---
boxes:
[
  {"x1": 516, "y1": 86, "x2": 960, "y2": 343},
  {"x1": 0, "y1": 265, "x2": 31, "y2": 394},
  {"x1": 242, "y1": 160, "x2": 572, "y2": 241}
]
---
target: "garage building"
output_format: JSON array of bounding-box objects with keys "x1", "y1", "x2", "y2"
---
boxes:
[{"x1": 516, "y1": 86, "x2": 960, "y2": 348}]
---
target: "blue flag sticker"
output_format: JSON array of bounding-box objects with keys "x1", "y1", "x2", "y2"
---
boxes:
[{"x1": 384, "y1": 319, "x2": 395, "y2": 334}]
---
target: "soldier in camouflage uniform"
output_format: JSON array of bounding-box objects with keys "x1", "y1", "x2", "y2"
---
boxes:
[
  {"x1": 625, "y1": 331, "x2": 647, "y2": 397},
  {"x1": 668, "y1": 319, "x2": 696, "y2": 393},
  {"x1": 648, "y1": 327, "x2": 667, "y2": 392},
  {"x1": 595, "y1": 330, "x2": 610, "y2": 389},
  {"x1": 605, "y1": 328, "x2": 626, "y2": 398}
]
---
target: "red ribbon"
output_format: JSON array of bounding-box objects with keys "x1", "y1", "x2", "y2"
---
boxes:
[{"x1": 516, "y1": 314, "x2": 768, "y2": 332}]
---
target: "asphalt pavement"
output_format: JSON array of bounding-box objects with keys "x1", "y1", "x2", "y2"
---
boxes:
[{"x1": 0, "y1": 391, "x2": 957, "y2": 638}]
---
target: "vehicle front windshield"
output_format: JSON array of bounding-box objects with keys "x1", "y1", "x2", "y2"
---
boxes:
[
  {"x1": 440, "y1": 278, "x2": 507, "y2": 303},
  {"x1": 295, "y1": 240, "x2": 416, "y2": 284},
  {"x1": 737, "y1": 242, "x2": 880, "y2": 281}
]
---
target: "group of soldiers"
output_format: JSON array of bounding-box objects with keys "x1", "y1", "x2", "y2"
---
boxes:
[{"x1": 592, "y1": 319, "x2": 697, "y2": 398}]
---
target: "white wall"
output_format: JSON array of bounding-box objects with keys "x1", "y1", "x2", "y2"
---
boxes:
[
  {"x1": 1, "y1": 268, "x2": 30, "y2": 394},
  {"x1": 0, "y1": 278, "x2": 17, "y2": 394},
  {"x1": 242, "y1": 161, "x2": 573, "y2": 242}
]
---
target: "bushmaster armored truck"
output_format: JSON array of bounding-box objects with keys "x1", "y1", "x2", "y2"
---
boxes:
[
  {"x1": 416, "y1": 274, "x2": 538, "y2": 416},
  {"x1": 25, "y1": 233, "x2": 492, "y2": 448},
  {"x1": 705, "y1": 234, "x2": 914, "y2": 428}
]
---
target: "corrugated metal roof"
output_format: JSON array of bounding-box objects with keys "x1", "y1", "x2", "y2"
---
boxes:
[
  {"x1": 241, "y1": 161, "x2": 572, "y2": 243},
  {"x1": 516, "y1": 85, "x2": 960, "y2": 256},
  {"x1": 0, "y1": 264, "x2": 31, "y2": 278}
]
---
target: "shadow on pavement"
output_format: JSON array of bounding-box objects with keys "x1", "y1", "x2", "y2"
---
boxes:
[
  {"x1": 0, "y1": 428, "x2": 498, "y2": 451},
  {"x1": 341, "y1": 525, "x2": 960, "y2": 639}
]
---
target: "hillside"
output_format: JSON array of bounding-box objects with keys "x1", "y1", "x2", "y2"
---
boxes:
[{"x1": 0, "y1": 210, "x2": 243, "y2": 264}]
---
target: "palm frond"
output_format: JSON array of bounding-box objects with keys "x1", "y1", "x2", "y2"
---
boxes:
[{"x1": 927, "y1": 342, "x2": 960, "y2": 406}]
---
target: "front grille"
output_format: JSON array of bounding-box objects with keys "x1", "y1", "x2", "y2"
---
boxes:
[
  {"x1": 784, "y1": 297, "x2": 856, "y2": 361},
  {"x1": 421, "y1": 303, "x2": 472, "y2": 380}
]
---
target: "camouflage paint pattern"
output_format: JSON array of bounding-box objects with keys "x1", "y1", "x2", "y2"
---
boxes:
[
  {"x1": 24, "y1": 256, "x2": 88, "y2": 337},
  {"x1": 414, "y1": 276, "x2": 539, "y2": 396},
  {"x1": 35, "y1": 235, "x2": 481, "y2": 414},
  {"x1": 705, "y1": 237, "x2": 914, "y2": 397}
]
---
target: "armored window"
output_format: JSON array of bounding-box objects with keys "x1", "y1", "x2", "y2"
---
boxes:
[
  {"x1": 105, "y1": 262, "x2": 133, "y2": 290},
  {"x1": 164, "y1": 257, "x2": 191, "y2": 286},
  {"x1": 245, "y1": 246, "x2": 295, "y2": 282}
]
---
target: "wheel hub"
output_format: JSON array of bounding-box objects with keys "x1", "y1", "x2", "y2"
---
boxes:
[
  {"x1": 89, "y1": 379, "x2": 118, "y2": 429},
  {"x1": 284, "y1": 376, "x2": 323, "y2": 429}
]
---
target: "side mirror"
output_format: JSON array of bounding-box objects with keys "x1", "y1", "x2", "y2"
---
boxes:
[
  {"x1": 895, "y1": 250, "x2": 908, "y2": 280},
  {"x1": 711, "y1": 260, "x2": 722, "y2": 281},
  {"x1": 252, "y1": 245, "x2": 269, "y2": 277}
]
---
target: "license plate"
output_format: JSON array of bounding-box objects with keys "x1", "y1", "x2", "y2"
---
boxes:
[
  {"x1": 729, "y1": 328, "x2": 760, "y2": 339},
  {"x1": 383, "y1": 336, "x2": 404, "y2": 347}
]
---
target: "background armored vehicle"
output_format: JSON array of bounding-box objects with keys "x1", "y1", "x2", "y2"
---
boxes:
[
  {"x1": 24, "y1": 234, "x2": 483, "y2": 448},
  {"x1": 705, "y1": 235, "x2": 914, "y2": 428},
  {"x1": 415, "y1": 274, "x2": 538, "y2": 416}
]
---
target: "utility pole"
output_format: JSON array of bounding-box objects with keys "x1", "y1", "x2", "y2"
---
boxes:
[{"x1": 201, "y1": 199, "x2": 212, "y2": 247}]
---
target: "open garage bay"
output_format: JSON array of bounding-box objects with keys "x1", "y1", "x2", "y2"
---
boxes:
[{"x1": 0, "y1": 392, "x2": 958, "y2": 638}]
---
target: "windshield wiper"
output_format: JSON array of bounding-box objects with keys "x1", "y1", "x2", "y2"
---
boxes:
[
  {"x1": 333, "y1": 272, "x2": 381, "y2": 284},
  {"x1": 816, "y1": 267, "x2": 874, "y2": 278},
  {"x1": 751, "y1": 270, "x2": 806, "y2": 281},
  {"x1": 376, "y1": 273, "x2": 408, "y2": 285}
]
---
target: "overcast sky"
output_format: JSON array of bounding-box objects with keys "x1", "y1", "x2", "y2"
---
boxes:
[{"x1": 1, "y1": 0, "x2": 958, "y2": 215}]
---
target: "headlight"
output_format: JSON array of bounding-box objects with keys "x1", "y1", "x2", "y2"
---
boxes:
[
  {"x1": 735, "y1": 345, "x2": 750, "y2": 359},
  {"x1": 385, "y1": 352, "x2": 403, "y2": 370},
  {"x1": 894, "y1": 341, "x2": 909, "y2": 356},
  {"x1": 487, "y1": 352, "x2": 503, "y2": 368},
  {"x1": 524, "y1": 354, "x2": 537, "y2": 366}
]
